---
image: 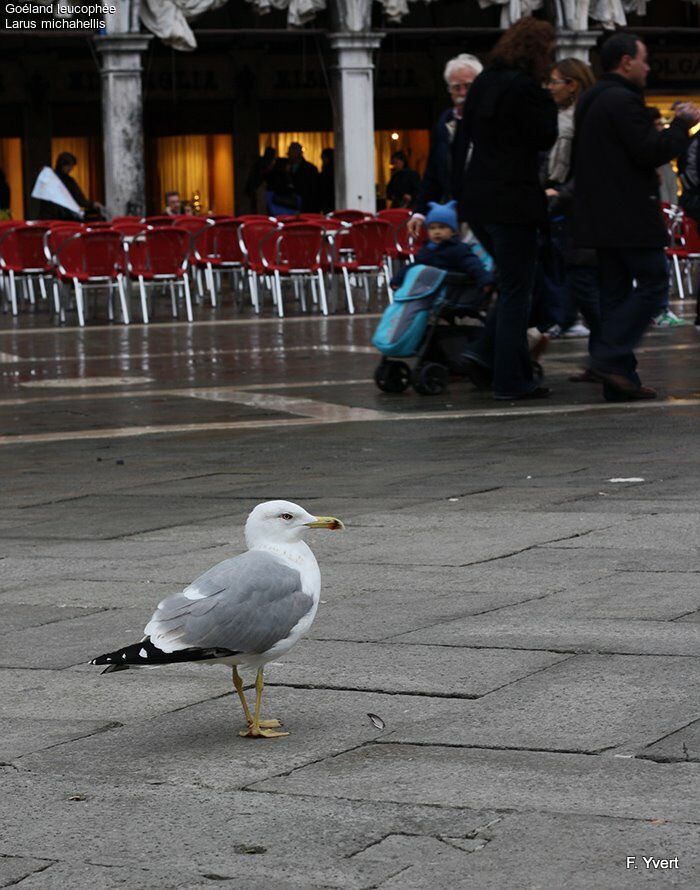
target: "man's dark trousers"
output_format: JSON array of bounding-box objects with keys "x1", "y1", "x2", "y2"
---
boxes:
[{"x1": 590, "y1": 247, "x2": 668, "y2": 383}]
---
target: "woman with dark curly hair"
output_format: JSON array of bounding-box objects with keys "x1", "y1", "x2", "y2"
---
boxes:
[{"x1": 455, "y1": 16, "x2": 558, "y2": 400}]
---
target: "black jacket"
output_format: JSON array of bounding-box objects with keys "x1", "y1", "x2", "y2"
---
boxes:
[
  {"x1": 454, "y1": 64, "x2": 557, "y2": 225},
  {"x1": 391, "y1": 236, "x2": 492, "y2": 289},
  {"x1": 573, "y1": 74, "x2": 690, "y2": 249},
  {"x1": 413, "y1": 107, "x2": 456, "y2": 215},
  {"x1": 386, "y1": 167, "x2": 421, "y2": 208},
  {"x1": 38, "y1": 169, "x2": 93, "y2": 221}
]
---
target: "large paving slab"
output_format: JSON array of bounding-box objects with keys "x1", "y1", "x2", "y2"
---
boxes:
[
  {"x1": 0, "y1": 770, "x2": 490, "y2": 888},
  {"x1": 13, "y1": 688, "x2": 464, "y2": 789},
  {"x1": 0, "y1": 608, "x2": 154, "y2": 669},
  {"x1": 375, "y1": 812, "x2": 700, "y2": 889},
  {"x1": 267, "y1": 638, "x2": 567, "y2": 697},
  {"x1": 478, "y1": 571, "x2": 700, "y2": 621},
  {"x1": 393, "y1": 614, "x2": 700, "y2": 655},
  {"x1": 382, "y1": 654, "x2": 699, "y2": 752},
  {"x1": 251, "y1": 743, "x2": 700, "y2": 822}
]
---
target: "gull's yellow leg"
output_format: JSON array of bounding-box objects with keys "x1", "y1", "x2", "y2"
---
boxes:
[
  {"x1": 233, "y1": 666, "x2": 282, "y2": 730},
  {"x1": 239, "y1": 668, "x2": 289, "y2": 739}
]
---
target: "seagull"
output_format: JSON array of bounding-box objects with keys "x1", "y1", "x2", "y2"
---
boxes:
[{"x1": 90, "y1": 500, "x2": 344, "y2": 738}]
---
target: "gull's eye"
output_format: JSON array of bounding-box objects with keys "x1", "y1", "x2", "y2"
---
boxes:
[{"x1": 280, "y1": 513, "x2": 294, "y2": 521}]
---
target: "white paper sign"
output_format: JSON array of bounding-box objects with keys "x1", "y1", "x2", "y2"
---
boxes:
[{"x1": 31, "y1": 167, "x2": 83, "y2": 217}]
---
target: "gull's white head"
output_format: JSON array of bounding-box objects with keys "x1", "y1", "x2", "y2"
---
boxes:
[{"x1": 244, "y1": 500, "x2": 344, "y2": 549}]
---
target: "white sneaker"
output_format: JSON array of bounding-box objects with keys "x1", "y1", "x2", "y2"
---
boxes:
[{"x1": 562, "y1": 323, "x2": 590, "y2": 338}]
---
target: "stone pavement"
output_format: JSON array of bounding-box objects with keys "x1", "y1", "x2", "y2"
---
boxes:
[{"x1": 0, "y1": 306, "x2": 699, "y2": 888}]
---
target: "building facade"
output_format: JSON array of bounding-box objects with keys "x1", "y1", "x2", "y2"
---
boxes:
[{"x1": 0, "y1": 0, "x2": 698, "y2": 220}]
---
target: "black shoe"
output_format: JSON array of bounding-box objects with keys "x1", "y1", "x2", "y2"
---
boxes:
[
  {"x1": 494, "y1": 386, "x2": 551, "y2": 401},
  {"x1": 569, "y1": 368, "x2": 601, "y2": 383},
  {"x1": 599, "y1": 372, "x2": 657, "y2": 402},
  {"x1": 460, "y1": 356, "x2": 493, "y2": 390}
]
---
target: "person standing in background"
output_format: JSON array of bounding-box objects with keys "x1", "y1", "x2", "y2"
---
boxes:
[
  {"x1": 573, "y1": 33, "x2": 700, "y2": 401},
  {"x1": 386, "y1": 151, "x2": 421, "y2": 209},
  {"x1": 408, "y1": 53, "x2": 484, "y2": 237},
  {"x1": 456, "y1": 16, "x2": 558, "y2": 401}
]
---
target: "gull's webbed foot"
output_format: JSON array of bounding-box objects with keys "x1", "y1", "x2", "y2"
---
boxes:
[
  {"x1": 253, "y1": 718, "x2": 283, "y2": 729},
  {"x1": 240, "y1": 723, "x2": 290, "y2": 739}
]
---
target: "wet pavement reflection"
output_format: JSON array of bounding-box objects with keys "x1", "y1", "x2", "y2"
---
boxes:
[{"x1": 1, "y1": 301, "x2": 699, "y2": 445}]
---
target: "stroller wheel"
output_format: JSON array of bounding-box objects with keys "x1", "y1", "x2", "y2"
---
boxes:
[
  {"x1": 374, "y1": 360, "x2": 411, "y2": 393},
  {"x1": 412, "y1": 362, "x2": 448, "y2": 395}
]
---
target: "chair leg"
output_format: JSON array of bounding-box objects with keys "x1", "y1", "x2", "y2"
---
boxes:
[
  {"x1": 362, "y1": 274, "x2": 371, "y2": 308},
  {"x1": 52, "y1": 280, "x2": 61, "y2": 316},
  {"x1": 74, "y1": 279, "x2": 85, "y2": 327},
  {"x1": 107, "y1": 284, "x2": 115, "y2": 321},
  {"x1": 317, "y1": 269, "x2": 329, "y2": 316},
  {"x1": 672, "y1": 255, "x2": 684, "y2": 299},
  {"x1": 117, "y1": 274, "x2": 130, "y2": 324},
  {"x1": 206, "y1": 264, "x2": 217, "y2": 308},
  {"x1": 183, "y1": 274, "x2": 194, "y2": 322},
  {"x1": 27, "y1": 277, "x2": 36, "y2": 306},
  {"x1": 274, "y1": 270, "x2": 284, "y2": 318},
  {"x1": 384, "y1": 263, "x2": 394, "y2": 304},
  {"x1": 139, "y1": 276, "x2": 149, "y2": 323},
  {"x1": 342, "y1": 267, "x2": 354, "y2": 314},
  {"x1": 38, "y1": 276, "x2": 48, "y2": 302},
  {"x1": 8, "y1": 270, "x2": 18, "y2": 316}
]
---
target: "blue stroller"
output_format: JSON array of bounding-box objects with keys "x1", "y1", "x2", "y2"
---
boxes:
[{"x1": 372, "y1": 264, "x2": 489, "y2": 395}]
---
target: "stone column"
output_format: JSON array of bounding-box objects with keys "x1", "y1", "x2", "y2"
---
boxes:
[
  {"x1": 94, "y1": 35, "x2": 152, "y2": 217},
  {"x1": 329, "y1": 32, "x2": 384, "y2": 213},
  {"x1": 22, "y1": 68, "x2": 53, "y2": 219},
  {"x1": 232, "y1": 58, "x2": 261, "y2": 216},
  {"x1": 555, "y1": 30, "x2": 601, "y2": 63}
]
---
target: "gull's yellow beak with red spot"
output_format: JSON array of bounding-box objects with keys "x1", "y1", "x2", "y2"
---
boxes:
[{"x1": 305, "y1": 516, "x2": 345, "y2": 530}]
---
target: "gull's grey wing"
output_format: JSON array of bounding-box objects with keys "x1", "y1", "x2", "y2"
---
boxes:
[{"x1": 144, "y1": 550, "x2": 313, "y2": 655}]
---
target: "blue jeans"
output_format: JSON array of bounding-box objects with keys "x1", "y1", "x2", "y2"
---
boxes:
[
  {"x1": 466, "y1": 221, "x2": 538, "y2": 397},
  {"x1": 591, "y1": 247, "x2": 668, "y2": 382}
]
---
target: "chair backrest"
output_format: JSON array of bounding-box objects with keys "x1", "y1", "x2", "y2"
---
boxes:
[
  {"x1": 111, "y1": 221, "x2": 147, "y2": 238},
  {"x1": 239, "y1": 219, "x2": 282, "y2": 268},
  {"x1": 171, "y1": 215, "x2": 210, "y2": 237},
  {"x1": 129, "y1": 227, "x2": 191, "y2": 276},
  {"x1": 341, "y1": 219, "x2": 394, "y2": 266},
  {"x1": 377, "y1": 208, "x2": 412, "y2": 225},
  {"x1": 143, "y1": 215, "x2": 176, "y2": 227},
  {"x1": 44, "y1": 223, "x2": 84, "y2": 261},
  {"x1": 57, "y1": 230, "x2": 124, "y2": 279},
  {"x1": 264, "y1": 223, "x2": 325, "y2": 270},
  {"x1": 195, "y1": 219, "x2": 244, "y2": 264},
  {"x1": 0, "y1": 225, "x2": 52, "y2": 271},
  {"x1": 682, "y1": 213, "x2": 700, "y2": 252},
  {"x1": 111, "y1": 216, "x2": 141, "y2": 224},
  {"x1": 329, "y1": 209, "x2": 371, "y2": 223}
]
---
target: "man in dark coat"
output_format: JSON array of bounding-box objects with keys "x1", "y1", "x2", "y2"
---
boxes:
[
  {"x1": 38, "y1": 152, "x2": 102, "y2": 221},
  {"x1": 408, "y1": 53, "x2": 483, "y2": 235},
  {"x1": 287, "y1": 142, "x2": 321, "y2": 213},
  {"x1": 386, "y1": 152, "x2": 421, "y2": 208},
  {"x1": 573, "y1": 32, "x2": 700, "y2": 401},
  {"x1": 453, "y1": 17, "x2": 558, "y2": 400}
]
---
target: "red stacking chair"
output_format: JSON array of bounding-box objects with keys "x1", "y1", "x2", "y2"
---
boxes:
[
  {"x1": 238, "y1": 218, "x2": 283, "y2": 314},
  {"x1": 85, "y1": 221, "x2": 114, "y2": 229},
  {"x1": 333, "y1": 219, "x2": 394, "y2": 312},
  {"x1": 193, "y1": 219, "x2": 243, "y2": 308},
  {"x1": 126, "y1": 227, "x2": 193, "y2": 323},
  {"x1": 666, "y1": 213, "x2": 700, "y2": 300},
  {"x1": 0, "y1": 224, "x2": 52, "y2": 316},
  {"x1": 143, "y1": 215, "x2": 176, "y2": 227},
  {"x1": 260, "y1": 222, "x2": 329, "y2": 317},
  {"x1": 328, "y1": 209, "x2": 371, "y2": 224},
  {"x1": 55, "y1": 230, "x2": 129, "y2": 327},
  {"x1": 43, "y1": 223, "x2": 85, "y2": 316},
  {"x1": 111, "y1": 216, "x2": 141, "y2": 225}
]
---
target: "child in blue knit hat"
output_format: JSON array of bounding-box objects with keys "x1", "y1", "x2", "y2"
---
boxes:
[{"x1": 391, "y1": 200, "x2": 493, "y2": 290}]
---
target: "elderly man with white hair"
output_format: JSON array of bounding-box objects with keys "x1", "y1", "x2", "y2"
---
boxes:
[{"x1": 408, "y1": 53, "x2": 483, "y2": 237}]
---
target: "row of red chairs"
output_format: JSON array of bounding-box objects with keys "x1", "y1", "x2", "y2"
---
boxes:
[{"x1": 0, "y1": 209, "x2": 424, "y2": 323}]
